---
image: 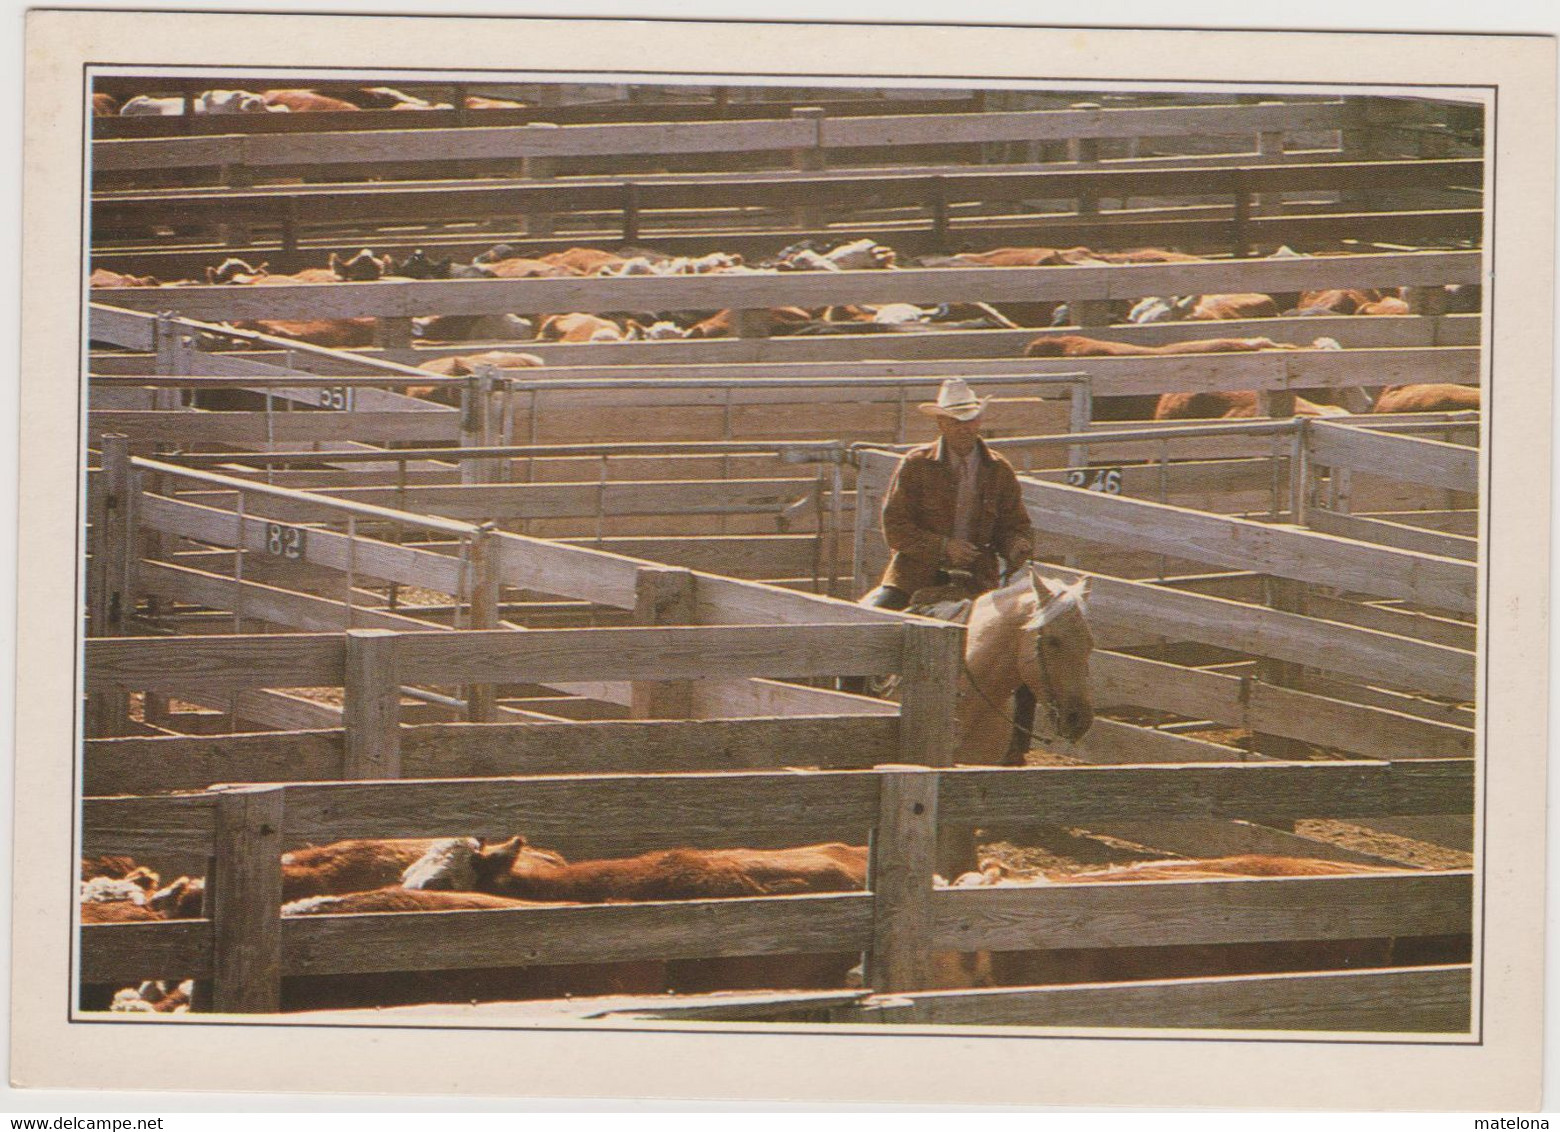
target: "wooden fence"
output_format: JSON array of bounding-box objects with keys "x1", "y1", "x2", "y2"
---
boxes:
[
  {"x1": 92, "y1": 99, "x2": 1361, "y2": 176},
  {"x1": 78, "y1": 757, "x2": 1474, "y2": 1025},
  {"x1": 92, "y1": 155, "x2": 1480, "y2": 270}
]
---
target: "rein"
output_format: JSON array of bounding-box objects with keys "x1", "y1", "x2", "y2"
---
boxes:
[{"x1": 958, "y1": 619, "x2": 1060, "y2": 749}]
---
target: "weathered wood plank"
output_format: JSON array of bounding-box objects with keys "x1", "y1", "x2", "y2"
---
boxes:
[
  {"x1": 277, "y1": 770, "x2": 881, "y2": 848},
  {"x1": 1088, "y1": 818, "x2": 1413, "y2": 868},
  {"x1": 1308, "y1": 420, "x2": 1480, "y2": 494},
  {"x1": 1307, "y1": 509, "x2": 1478, "y2": 561},
  {"x1": 1017, "y1": 477, "x2": 1476, "y2": 614},
  {"x1": 283, "y1": 892, "x2": 874, "y2": 976},
  {"x1": 138, "y1": 492, "x2": 466, "y2": 593},
  {"x1": 79, "y1": 920, "x2": 214, "y2": 985},
  {"x1": 93, "y1": 101, "x2": 1351, "y2": 173},
  {"x1": 84, "y1": 730, "x2": 346, "y2": 795},
  {"x1": 137, "y1": 560, "x2": 445, "y2": 635},
  {"x1": 1067, "y1": 718, "x2": 1252, "y2": 765},
  {"x1": 938, "y1": 760, "x2": 1473, "y2": 827},
  {"x1": 1304, "y1": 594, "x2": 1476, "y2": 651},
  {"x1": 1091, "y1": 650, "x2": 1473, "y2": 759},
  {"x1": 389, "y1": 623, "x2": 906, "y2": 685},
  {"x1": 931, "y1": 870, "x2": 1471, "y2": 952},
  {"x1": 398, "y1": 716, "x2": 902, "y2": 776},
  {"x1": 86, "y1": 632, "x2": 344, "y2": 693},
  {"x1": 1069, "y1": 570, "x2": 1475, "y2": 701}
]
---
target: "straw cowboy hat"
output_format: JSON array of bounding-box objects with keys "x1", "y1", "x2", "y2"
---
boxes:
[{"x1": 917, "y1": 377, "x2": 991, "y2": 421}]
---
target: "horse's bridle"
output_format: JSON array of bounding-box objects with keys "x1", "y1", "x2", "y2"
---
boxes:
[{"x1": 959, "y1": 618, "x2": 1063, "y2": 747}]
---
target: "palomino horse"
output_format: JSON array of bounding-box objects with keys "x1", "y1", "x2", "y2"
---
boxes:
[{"x1": 950, "y1": 564, "x2": 1095, "y2": 766}]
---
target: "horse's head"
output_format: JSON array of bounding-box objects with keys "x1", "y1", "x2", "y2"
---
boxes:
[{"x1": 1017, "y1": 565, "x2": 1095, "y2": 742}]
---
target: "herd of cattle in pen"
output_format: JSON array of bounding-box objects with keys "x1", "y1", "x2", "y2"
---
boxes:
[
  {"x1": 81, "y1": 835, "x2": 1466, "y2": 1014},
  {"x1": 91, "y1": 235, "x2": 1482, "y2": 420},
  {"x1": 94, "y1": 85, "x2": 531, "y2": 116}
]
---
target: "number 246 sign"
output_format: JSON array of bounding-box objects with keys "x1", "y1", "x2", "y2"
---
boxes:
[{"x1": 1067, "y1": 467, "x2": 1123, "y2": 495}]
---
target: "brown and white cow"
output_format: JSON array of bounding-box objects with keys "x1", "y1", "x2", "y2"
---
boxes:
[
  {"x1": 262, "y1": 89, "x2": 361, "y2": 113},
  {"x1": 1372, "y1": 384, "x2": 1481, "y2": 413}
]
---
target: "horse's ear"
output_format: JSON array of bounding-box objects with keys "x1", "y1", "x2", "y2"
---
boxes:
[{"x1": 1028, "y1": 562, "x2": 1058, "y2": 605}]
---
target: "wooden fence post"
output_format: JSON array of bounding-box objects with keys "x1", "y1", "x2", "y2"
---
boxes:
[
  {"x1": 622, "y1": 180, "x2": 641, "y2": 245},
  {"x1": 87, "y1": 435, "x2": 134, "y2": 737},
  {"x1": 896, "y1": 621, "x2": 969, "y2": 878},
  {"x1": 343, "y1": 628, "x2": 402, "y2": 778},
  {"x1": 632, "y1": 565, "x2": 696, "y2": 719},
  {"x1": 791, "y1": 106, "x2": 827, "y2": 230},
  {"x1": 1069, "y1": 104, "x2": 1102, "y2": 215},
  {"x1": 1255, "y1": 104, "x2": 1286, "y2": 216},
  {"x1": 928, "y1": 174, "x2": 950, "y2": 253},
  {"x1": 207, "y1": 786, "x2": 285, "y2": 1013},
  {"x1": 523, "y1": 128, "x2": 559, "y2": 238},
  {"x1": 376, "y1": 317, "x2": 413, "y2": 352},
  {"x1": 464, "y1": 526, "x2": 501, "y2": 722},
  {"x1": 865, "y1": 766, "x2": 938, "y2": 993}
]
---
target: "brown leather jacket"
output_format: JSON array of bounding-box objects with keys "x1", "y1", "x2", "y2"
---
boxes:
[{"x1": 878, "y1": 437, "x2": 1033, "y2": 595}]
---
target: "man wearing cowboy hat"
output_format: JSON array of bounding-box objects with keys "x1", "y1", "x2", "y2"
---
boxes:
[{"x1": 862, "y1": 377, "x2": 1034, "y2": 610}]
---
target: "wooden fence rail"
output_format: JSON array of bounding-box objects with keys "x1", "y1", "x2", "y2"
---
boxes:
[
  {"x1": 92, "y1": 156, "x2": 1480, "y2": 231},
  {"x1": 92, "y1": 100, "x2": 1357, "y2": 174}
]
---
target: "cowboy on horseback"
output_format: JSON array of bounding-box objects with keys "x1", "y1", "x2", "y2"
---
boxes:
[{"x1": 863, "y1": 377, "x2": 1034, "y2": 611}]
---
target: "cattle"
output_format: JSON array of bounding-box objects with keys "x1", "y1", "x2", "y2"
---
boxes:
[
  {"x1": 80, "y1": 900, "x2": 164, "y2": 925},
  {"x1": 412, "y1": 314, "x2": 533, "y2": 343},
  {"x1": 195, "y1": 89, "x2": 272, "y2": 114},
  {"x1": 537, "y1": 247, "x2": 628, "y2": 275},
  {"x1": 81, "y1": 869, "x2": 160, "y2": 906},
  {"x1": 111, "y1": 981, "x2": 193, "y2": 1014},
  {"x1": 1372, "y1": 384, "x2": 1481, "y2": 413},
  {"x1": 416, "y1": 351, "x2": 543, "y2": 377},
  {"x1": 1293, "y1": 288, "x2": 1404, "y2": 316},
  {"x1": 118, "y1": 95, "x2": 192, "y2": 116},
  {"x1": 392, "y1": 249, "x2": 495, "y2": 280},
  {"x1": 456, "y1": 837, "x2": 868, "y2": 902},
  {"x1": 1025, "y1": 334, "x2": 1303, "y2": 359},
  {"x1": 262, "y1": 89, "x2": 361, "y2": 113},
  {"x1": 1186, "y1": 293, "x2": 1280, "y2": 320},
  {"x1": 283, "y1": 885, "x2": 529, "y2": 916},
  {"x1": 775, "y1": 237, "x2": 896, "y2": 271},
  {"x1": 1154, "y1": 391, "x2": 1351, "y2": 421},
  {"x1": 279, "y1": 837, "x2": 452, "y2": 900},
  {"x1": 536, "y1": 313, "x2": 636, "y2": 343},
  {"x1": 684, "y1": 307, "x2": 813, "y2": 339},
  {"x1": 90, "y1": 267, "x2": 160, "y2": 288},
  {"x1": 81, "y1": 855, "x2": 145, "y2": 881},
  {"x1": 1024, "y1": 334, "x2": 1317, "y2": 421},
  {"x1": 329, "y1": 248, "x2": 395, "y2": 282},
  {"x1": 1129, "y1": 292, "x2": 1280, "y2": 324},
  {"x1": 481, "y1": 256, "x2": 579, "y2": 280},
  {"x1": 92, "y1": 93, "x2": 119, "y2": 116},
  {"x1": 229, "y1": 319, "x2": 377, "y2": 348},
  {"x1": 464, "y1": 95, "x2": 529, "y2": 110},
  {"x1": 119, "y1": 91, "x2": 282, "y2": 116},
  {"x1": 204, "y1": 257, "x2": 270, "y2": 285}
]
